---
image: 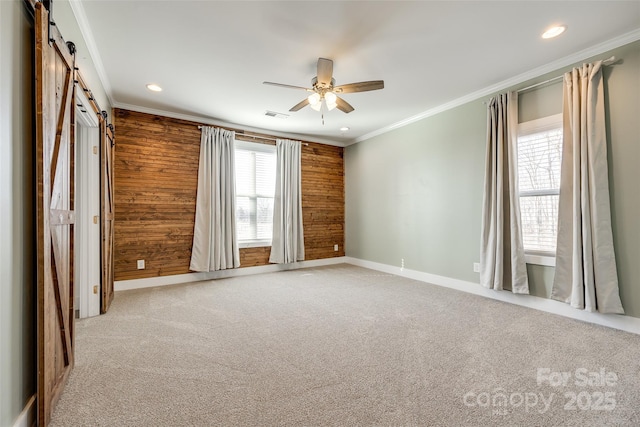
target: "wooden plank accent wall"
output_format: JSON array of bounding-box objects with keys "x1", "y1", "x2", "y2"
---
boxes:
[{"x1": 113, "y1": 109, "x2": 344, "y2": 281}]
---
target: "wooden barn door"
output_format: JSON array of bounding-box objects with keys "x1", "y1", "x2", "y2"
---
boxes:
[
  {"x1": 35, "y1": 3, "x2": 76, "y2": 424},
  {"x1": 101, "y1": 122, "x2": 115, "y2": 313}
]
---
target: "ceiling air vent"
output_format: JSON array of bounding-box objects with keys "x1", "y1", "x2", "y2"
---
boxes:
[{"x1": 265, "y1": 111, "x2": 289, "y2": 119}]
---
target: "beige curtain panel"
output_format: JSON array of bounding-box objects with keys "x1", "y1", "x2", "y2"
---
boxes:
[
  {"x1": 480, "y1": 91, "x2": 529, "y2": 294},
  {"x1": 269, "y1": 139, "x2": 305, "y2": 264},
  {"x1": 190, "y1": 126, "x2": 240, "y2": 272},
  {"x1": 551, "y1": 61, "x2": 624, "y2": 314}
]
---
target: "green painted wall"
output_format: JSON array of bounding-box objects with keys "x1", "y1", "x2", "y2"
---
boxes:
[
  {"x1": 0, "y1": 2, "x2": 36, "y2": 425},
  {"x1": 605, "y1": 41, "x2": 640, "y2": 318},
  {"x1": 346, "y1": 101, "x2": 486, "y2": 284},
  {"x1": 0, "y1": 2, "x2": 112, "y2": 424},
  {"x1": 345, "y1": 40, "x2": 640, "y2": 317},
  {"x1": 518, "y1": 80, "x2": 562, "y2": 122}
]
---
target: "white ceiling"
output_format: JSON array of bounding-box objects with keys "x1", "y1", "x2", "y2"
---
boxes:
[{"x1": 73, "y1": 1, "x2": 640, "y2": 145}]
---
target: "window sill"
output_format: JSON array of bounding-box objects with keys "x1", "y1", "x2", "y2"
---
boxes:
[
  {"x1": 239, "y1": 240, "x2": 271, "y2": 249},
  {"x1": 525, "y1": 253, "x2": 555, "y2": 267}
]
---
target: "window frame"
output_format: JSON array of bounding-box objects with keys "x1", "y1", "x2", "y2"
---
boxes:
[
  {"x1": 517, "y1": 113, "x2": 562, "y2": 267},
  {"x1": 234, "y1": 140, "x2": 276, "y2": 248}
]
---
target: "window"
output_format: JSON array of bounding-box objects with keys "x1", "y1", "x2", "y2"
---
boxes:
[
  {"x1": 234, "y1": 141, "x2": 276, "y2": 246},
  {"x1": 517, "y1": 114, "x2": 562, "y2": 257}
]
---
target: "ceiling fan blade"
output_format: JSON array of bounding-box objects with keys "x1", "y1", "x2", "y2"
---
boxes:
[
  {"x1": 263, "y1": 81, "x2": 312, "y2": 91},
  {"x1": 334, "y1": 80, "x2": 384, "y2": 94},
  {"x1": 316, "y1": 58, "x2": 334, "y2": 87},
  {"x1": 335, "y1": 96, "x2": 354, "y2": 113},
  {"x1": 289, "y1": 98, "x2": 310, "y2": 112}
]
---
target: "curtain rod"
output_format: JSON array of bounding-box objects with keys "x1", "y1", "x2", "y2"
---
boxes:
[
  {"x1": 516, "y1": 56, "x2": 616, "y2": 94},
  {"x1": 197, "y1": 125, "x2": 309, "y2": 145},
  {"x1": 516, "y1": 75, "x2": 564, "y2": 93},
  {"x1": 483, "y1": 56, "x2": 617, "y2": 104}
]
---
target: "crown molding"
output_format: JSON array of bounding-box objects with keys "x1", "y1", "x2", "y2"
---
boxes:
[
  {"x1": 351, "y1": 28, "x2": 640, "y2": 145},
  {"x1": 112, "y1": 102, "x2": 347, "y2": 148},
  {"x1": 68, "y1": 0, "x2": 114, "y2": 106},
  {"x1": 65, "y1": 6, "x2": 639, "y2": 148}
]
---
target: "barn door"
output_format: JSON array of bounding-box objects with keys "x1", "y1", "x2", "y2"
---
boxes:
[
  {"x1": 35, "y1": 3, "x2": 76, "y2": 424},
  {"x1": 101, "y1": 121, "x2": 115, "y2": 313}
]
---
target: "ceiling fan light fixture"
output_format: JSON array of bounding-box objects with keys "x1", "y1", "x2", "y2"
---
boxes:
[
  {"x1": 308, "y1": 93, "x2": 321, "y2": 105},
  {"x1": 325, "y1": 92, "x2": 337, "y2": 104},
  {"x1": 325, "y1": 100, "x2": 338, "y2": 111},
  {"x1": 310, "y1": 102, "x2": 322, "y2": 112}
]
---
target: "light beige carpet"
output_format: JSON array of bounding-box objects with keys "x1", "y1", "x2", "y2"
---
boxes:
[{"x1": 51, "y1": 264, "x2": 640, "y2": 426}]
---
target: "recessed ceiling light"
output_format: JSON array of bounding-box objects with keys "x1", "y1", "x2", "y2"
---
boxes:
[
  {"x1": 340, "y1": 127, "x2": 350, "y2": 132},
  {"x1": 542, "y1": 25, "x2": 566, "y2": 39},
  {"x1": 146, "y1": 83, "x2": 163, "y2": 92}
]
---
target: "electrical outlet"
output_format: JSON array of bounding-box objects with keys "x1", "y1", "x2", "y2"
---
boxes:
[
  {"x1": 137, "y1": 259, "x2": 145, "y2": 270},
  {"x1": 334, "y1": 244, "x2": 339, "y2": 251},
  {"x1": 401, "y1": 258, "x2": 405, "y2": 270},
  {"x1": 473, "y1": 262, "x2": 480, "y2": 273}
]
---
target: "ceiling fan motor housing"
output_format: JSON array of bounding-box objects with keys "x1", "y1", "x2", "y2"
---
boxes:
[{"x1": 312, "y1": 77, "x2": 336, "y2": 93}]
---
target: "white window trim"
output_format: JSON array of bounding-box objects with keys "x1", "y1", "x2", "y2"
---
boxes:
[
  {"x1": 235, "y1": 139, "x2": 275, "y2": 153},
  {"x1": 518, "y1": 113, "x2": 562, "y2": 266},
  {"x1": 518, "y1": 113, "x2": 562, "y2": 136},
  {"x1": 235, "y1": 140, "x2": 276, "y2": 246},
  {"x1": 525, "y1": 253, "x2": 556, "y2": 267},
  {"x1": 238, "y1": 239, "x2": 271, "y2": 249}
]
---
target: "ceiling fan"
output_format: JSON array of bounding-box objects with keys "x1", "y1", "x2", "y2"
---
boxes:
[{"x1": 263, "y1": 58, "x2": 384, "y2": 118}]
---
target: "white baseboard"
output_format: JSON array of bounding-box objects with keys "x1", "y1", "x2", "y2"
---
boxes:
[
  {"x1": 114, "y1": 257, "x2": 348, "y2": 291},
  {"x1": 344, "y1": 257, "x2": 640, "y2": 336},
  {"x1": 114, "y1": 255, "x2": 640, "y2": 335},
  {"x1": 13, "y1": 395, "x2": 35, "y2": 427}
]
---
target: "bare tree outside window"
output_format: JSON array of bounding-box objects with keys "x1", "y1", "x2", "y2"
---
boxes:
[{"x1": 517, "y1": 116, "x2": 563, "y2": 253}]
